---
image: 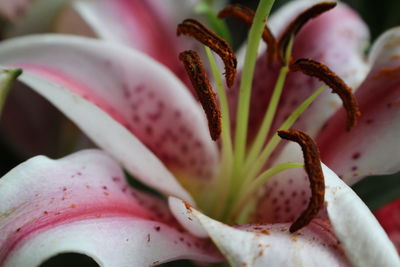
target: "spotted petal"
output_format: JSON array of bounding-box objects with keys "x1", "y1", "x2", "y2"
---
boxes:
[
  {"x1": 317, "y1": 27, "x2": 400, "y2": 184},
  {"x1": 229, "y1": 1, "x2": 369, "y2": 144},
  {"x1": 173, "y1": 163, "x2": 399, "y2": 266},
  {"x1": 0, "y1": 150, "x2": 220, "y2": 266},
  {"x1": 0, "y1": 35, "x2": 219, "y2": 199},
  {"x1": 170, "y1": 197, "x2": 349, "y2": 266},
  {"x1": 56, "y1": 0, "x2": 198, "y2": 83},
  {"x1": 270, "y1": 1, "x2": 369, "y2": 137}
]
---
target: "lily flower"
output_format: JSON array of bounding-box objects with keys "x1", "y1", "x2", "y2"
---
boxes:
[{"x1": 0, "y1": 0, "x2": 399, "y2": 266}]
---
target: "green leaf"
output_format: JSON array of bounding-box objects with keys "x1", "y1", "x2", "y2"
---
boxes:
[{"x1": 0, "y1": 68, "x2": 22, "y2": 115}]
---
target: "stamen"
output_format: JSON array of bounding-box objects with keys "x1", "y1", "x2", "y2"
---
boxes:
[
  {"x1": 278, "y1": 2, "x2": 337, "y2": 59},
  {"x1": 205, "y1": 46, "x2": 234, "y2": 218},
  {"x1": 290, "y1": 58, "x2": 361, "y2": 130},
  {"x1": 179, "y1": 50, "x2": 221, "y2": 140},
  {"x1": 177, "y1": 19, "x2": 237, "y2": 87},
  {"x1": 277, "y1": 129, "x2": 325, "y2": 233},
  {"x1": 218, "y1": 4, "x2": 280, "y2": 65}
]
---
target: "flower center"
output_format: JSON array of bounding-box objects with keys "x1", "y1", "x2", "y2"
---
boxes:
[{"x1": 177, "y1": 1, "x2": 360, "y2": 231}]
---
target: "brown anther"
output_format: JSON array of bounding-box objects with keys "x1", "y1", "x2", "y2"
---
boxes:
[
  {"x1": 278, "y1": 2, "x2": 337, "y2": 60},
  {"x1": 179, "y1": 50, "x2": 221, "y2": 141},
  {"x1": 277, "y1": 129, "x2": 325, "y2": 233},
  {"x1": 290, "y1": 58, "x2": 361, "y2": 130},
  {"x1": 218, "y1": 4, "x2": 280, "y2": 65},
  {"x1": 177, "y1": 19, "x2": 237, "y2": 87}
]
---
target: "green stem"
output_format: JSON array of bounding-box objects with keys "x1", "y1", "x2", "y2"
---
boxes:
[
  {"x1": 243, "y1": 37, "x2": 293, "y2": 178},
  {"x1": 242, "y1": 66, "x2": 288, "y2": 176},
  {"x1": 204, "y1": 47, "x2": 232, "y2": 155},
  {"x1": 232, "y1": 0, "x2": 276, "y2": 193},
  {"x1": 0, "y1": 69, "x2": 22, "y2": 115}
]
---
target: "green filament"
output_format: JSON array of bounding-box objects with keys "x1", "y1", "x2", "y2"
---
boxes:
[
  {"x1": 233, "y1": 0, "x2": 276, "y2": 174},
  {"x1": 204, "y1": 46, "x2": 233, "y2": 218},
  {"x1": 244, "y1": 84, "x2": 327, "y2": 182},
  {"x1": 243, "y1": 37, "x2": 294, "y2": 182}
]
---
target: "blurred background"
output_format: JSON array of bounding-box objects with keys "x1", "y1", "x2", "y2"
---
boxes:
[{"x1": 0, "y1": 0, "x2": 399, "y2": 266}]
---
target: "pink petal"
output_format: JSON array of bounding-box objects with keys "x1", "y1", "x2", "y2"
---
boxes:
[
  {"x1": 253, "y1": 143, "x2": 317, "y2": 224},
  {"x1": 375, "y1": 198, "x2": 400, "y2": 253},
  {"x1": 57, "y1": 0, "x2": 195, "y2": 83},
  {"x1": 0, "y1": 150, "x2": 221, "y2": 266},
  {"x1": 229, "y1": 1, "x2": 369, "y2": 144},
  {"x1": 0, "y1": 35, "x2": 219, "y2": 197},
  {"x1": 249, "y1": 154, "x2": 399, "y2": 266},
  {"x1": 317, "y1": 27, "x2": 400, "y2": 184},
  {"x1": 253, "y1": 171, "x2": 311, "y2": 224},
  {"x1": 171, "y1": 198, "x2": 350, "y2": 266},
  {"x1": 272, "y1": 2, "x2": 369, "y2": 137}
]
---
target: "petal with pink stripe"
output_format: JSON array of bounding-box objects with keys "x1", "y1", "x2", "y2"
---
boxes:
[
  {"x1": 317, "y1": 27, "x2": 400, "y2": 184},
  {"x1": 0, "y1": 150, "x2": 221, "y2": 266},
  {"x1": 58, "y1": 0, "x2": 195, "y2": 83},
  {"x1": 0, "y1": 35, "x2": 219, "y2": 197},
  {"x1": 227, "y1": 161, "x2": 399, "y2": 266}
]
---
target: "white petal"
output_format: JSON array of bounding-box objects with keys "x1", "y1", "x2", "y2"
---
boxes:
[
  {"x1": 323, "y1": 163, "x2": 400, "y2": 267},
  {"x1": 171, "y1": 197, "x2": 350, "y2": 267},
  {"x1": 0, "y1": 150, "x2": 220, "y2": 266}
]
